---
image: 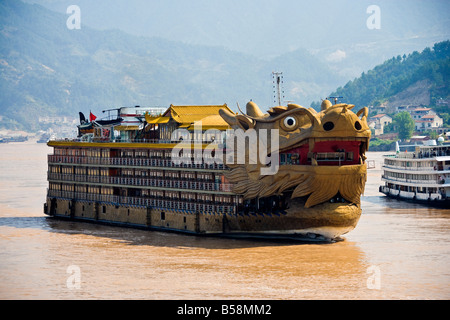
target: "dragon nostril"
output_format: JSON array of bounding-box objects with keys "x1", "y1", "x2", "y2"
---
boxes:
[
  {"x1": 323, "y1": 121, "x2": 334, "y2": 131},
  {"x1": 355, "y1": 121, "x2": 362, "y2": 130}
]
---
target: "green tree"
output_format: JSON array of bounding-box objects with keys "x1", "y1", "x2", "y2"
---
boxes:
[
  {"x1": 440, "y1": 113, "x2": 450, "y2": 126},
  {"x1": 424, "y1": 130, "x2": 438, "y2": 139},
  {"x1": 393, "y1": 112, "x2": 415, "y2": 140},
  {"x1": 320, "y1": 40, "x2": 450, "y2": 110},
  {"x1": 383, "y1": 121, "x2": 395, "y2": 133}
]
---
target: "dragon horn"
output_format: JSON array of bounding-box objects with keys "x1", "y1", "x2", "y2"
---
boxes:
[
  {"x1": 356, "y1": 107, "x2": 368, "y2": 120},
  {"x1": 236, "y1": 102, "x2": 245, "y2": 115},
  {"x1": 246, "y1": 101, "x2": 265, "y2": 118},
  {"x1": 237, "y1": 103, "x2": 318, "y2": 126}
]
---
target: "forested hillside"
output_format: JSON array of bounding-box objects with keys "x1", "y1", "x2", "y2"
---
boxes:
[
  {"x1": 2, "y1": 0, "x2": 448, "y2": 133},
  {"x1": 0, "y1": 0, "x2": 256, "y2": 131},
  {"x1": 0, "y1": 0, "x2": 344, "y2": 132},
  {"x1": 317, "y1": 41, "x2": 450, "y2": 112}
]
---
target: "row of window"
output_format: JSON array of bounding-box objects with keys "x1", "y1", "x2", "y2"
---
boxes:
[
  {"x1": 53, "y1": 147, "x2": 224, "y2": 161},
  {"x1": 54, "y1": 148, "x2": 181, "y2": 159},
  {"x1": 54, "y1": 148, "x2": 102, "y2": 157},
  {"x1": 50, "y1": 183, "x2": 115, "y2": 195},
  {"x1": 49, "y1": 165, "x2": 220, "y2": 181},
  {"x1": 122, "y1": 150, "x2": 169, "y2": 158},
  {"x1": 384, "y1": 171, "x2": 439, "y2": 181},
  {"x1": 387, "y1": 183, "x2": 438, "y2": 193},
  {"x1": 385, "y1": 159, "x2": 435, "y2": 168},
  {"x1": 49, "y1": 183, "x2": 238, "y2": 203},
  {"x1": 279, "y1": 152, "x2": 354, "y2": 165}
]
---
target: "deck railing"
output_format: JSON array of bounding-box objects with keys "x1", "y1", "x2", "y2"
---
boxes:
[
  {"x1": 395, "y1": 149, "x2": 450, "y2": 159},
  {"x1": 46, "y1": 189, "x2": 236, "y2": 214},
  {"x1": 48, "y1": 155, "x2": 225, "y2": 170},
  {"x1": 52, "y1": 138, "x2": 222, "y2": 145},
  {"x1": 47, "y1": 172, "x2": 233, "y2": 192},
  {"x1": 381, "y1": 174, "x2": 448, "y2": 185}
]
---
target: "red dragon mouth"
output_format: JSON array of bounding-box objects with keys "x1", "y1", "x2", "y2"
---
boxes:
[{"x1": 280, "y1": 137, "x2": 369, "y2": 166}]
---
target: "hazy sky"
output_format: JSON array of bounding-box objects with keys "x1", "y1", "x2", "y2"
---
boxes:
[
  {"x1": 4, "y1": 0, "x2": 450, "y2": 115},
  {"x1": 24, "y1": 0, "x2": 450, "y2": 59}
]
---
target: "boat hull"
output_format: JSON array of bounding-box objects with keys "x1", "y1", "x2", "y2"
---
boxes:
[
  {"x1": 380, "y1": 186, "x2": 450, "y2": 209},
  {"x1": 44, "y1": 196, "x2": 360, "y2": 242}
]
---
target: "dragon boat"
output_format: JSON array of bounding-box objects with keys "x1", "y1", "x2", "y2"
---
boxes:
[{"x1": 44, "y1": 99, "x2": 371, "y2": 242}]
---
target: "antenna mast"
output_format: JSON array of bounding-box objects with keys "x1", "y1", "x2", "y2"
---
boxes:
[
  {"x1": 328, "y1": 96, "x2": 343, "y2": 105},
  {"x1": 272, "y1": 71, "x2": 285, "y2": 106}
]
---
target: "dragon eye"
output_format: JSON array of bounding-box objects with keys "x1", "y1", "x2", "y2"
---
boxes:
[
  {"x1": 323, "y1": 121, "x2": 334, "y2": 131},
  {"x1": 283, "y1": 116, "x2": 297, "y2": 129}
]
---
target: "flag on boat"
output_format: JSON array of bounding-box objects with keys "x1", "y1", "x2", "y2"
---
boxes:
[{"x1": 89, "y1": 111, "x2": 97, "y2": 122}]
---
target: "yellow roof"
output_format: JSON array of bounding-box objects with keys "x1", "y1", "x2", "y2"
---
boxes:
[
  {"x1": 164, "y1": 104, "x2": 233, "y2": 126},
  {"x1": 187, "y1": 114, "x2": 230, "y2": 131},
  {"x1": 145, "y1": 115, "x2": 170, "y2": 124},
  {"x1": 114, "y1": 125, "x2": 140, "y2": 131},
  {"x1": 145, "y1": 104, "x2": 233, "y2": 130}
]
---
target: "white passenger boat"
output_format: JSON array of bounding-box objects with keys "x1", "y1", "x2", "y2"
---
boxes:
[{"x1": 380, "y1": 142, "x2": 450, "y2": 208}]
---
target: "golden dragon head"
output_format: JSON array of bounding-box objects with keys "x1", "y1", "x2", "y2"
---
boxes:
[{"x1": 219, "y1": 99, "x2": 371, "y2": 208}]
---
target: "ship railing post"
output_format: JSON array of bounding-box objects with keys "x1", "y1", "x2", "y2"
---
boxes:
[
  {"x1": 222, "y1": 212, "x2": 229, "y2": 233},
  {"x1": 195, "y1": 210, "x2": 200, "y2": 233},
  {"x1": 94, "y1": 201, "x2": 99, "y2": 220},
  {"x1": 146, "y1": 206, "x2": 152, "y2": 227},
  {"x1": 70, "y1": 199, "x2": 76, "y2": 219},
  {"x1": 49, "y1": 197, "x2": 57, "y2": 216}
]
